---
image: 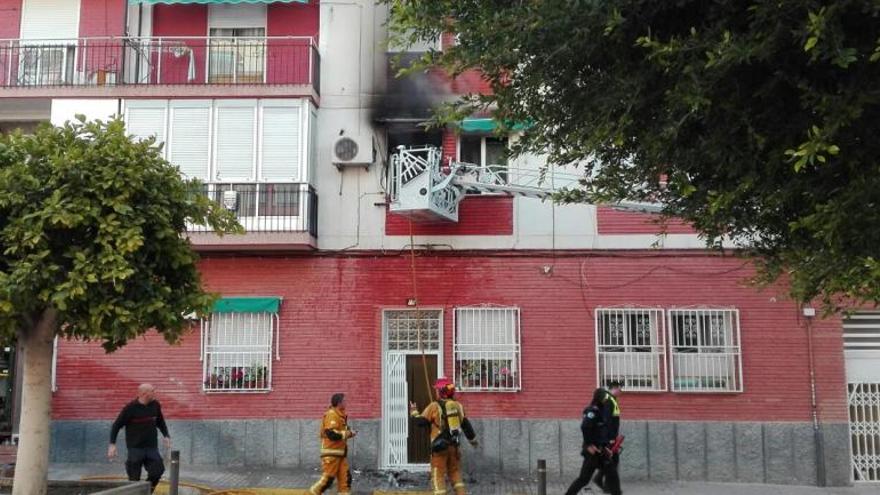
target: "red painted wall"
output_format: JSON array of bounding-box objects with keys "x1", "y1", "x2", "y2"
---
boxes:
[
  {"x1": 79, "y1": 0, "x2": 125, "y2": 38},
  {"x1": 151, "y1": 4, "x2": 208, "y2": 84},
  {"x1": 0, "y1": 0, "x2": 22, "y2": 39},
  {"x1": 265, "y1": 1, "x2": 318, "y2": 85},
  {"x1": 385, "y1": 196, "x2": 514, "y2": 236},
  {"x1": 0, "y1": 0, "x2": 21, "y2": 86},
  {"x1": 597, "y1": 207, "x2": 696, "y2": 235},
  {"x1": 77, "y1": 0, "x2": 127, "y2": 79},
  {"x1": 267, "y1": 1, "x2": 318, "y2": 39},
  {"x1": 52, "y1": 253, "x2": 848, "y2": 424}
]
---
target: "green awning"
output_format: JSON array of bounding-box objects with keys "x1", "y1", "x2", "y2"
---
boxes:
[
  {"x1": 460, "y1": 118, "x2": 531, "y2": 133},
  {"x1": 212, "y1": 297, "x2": 281, "y2": 313},
  {"x1": 129, "y1": 1, "x2": 308, "y2": 4}
]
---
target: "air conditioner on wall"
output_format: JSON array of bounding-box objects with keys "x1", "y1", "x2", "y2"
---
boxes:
[{"x1": 332, "y1": 134, "x2": 375, "y2": 169}]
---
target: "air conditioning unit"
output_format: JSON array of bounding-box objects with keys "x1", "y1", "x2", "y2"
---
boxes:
[{"x1": 332, "y1": 134, "x2": 374, "y2": 169}]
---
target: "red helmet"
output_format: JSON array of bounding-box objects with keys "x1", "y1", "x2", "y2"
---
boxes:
[{"x1": 435, "y1": 377, "x2": 456, "y2": 398}]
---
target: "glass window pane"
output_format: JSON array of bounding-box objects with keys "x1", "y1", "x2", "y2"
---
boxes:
[{"x1": 459, "y1": 135, "x2": 481, "y2": 164}]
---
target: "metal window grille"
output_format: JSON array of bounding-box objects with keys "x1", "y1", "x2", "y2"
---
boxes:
[
  {"x1": 453, "y1": 307, "x2": 521, "y2": 392},
  {"x1": 201, "y1": 311, "x2": 276, "y2": 393},
  {"x1": 384, "y1": 310, "x2": 441, "y2": 352},
  {"x1": 595, "y1": 308, "x2": 666, "y2": 391},
  {"x1": 668, "y1": 309, "x2": 743, "y2": 392}
]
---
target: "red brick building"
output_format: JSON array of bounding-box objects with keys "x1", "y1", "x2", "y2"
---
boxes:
[{"x1": 0, "y1": 0, "x2": 876, "y2": 487}]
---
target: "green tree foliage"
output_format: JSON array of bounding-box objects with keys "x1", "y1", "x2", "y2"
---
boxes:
[
  {"x1": 386, "y1": 0, "x2": 880, "y2": 309},
  {"x1": 0, "y1": 117, "x2": 240, "y2": 349}
]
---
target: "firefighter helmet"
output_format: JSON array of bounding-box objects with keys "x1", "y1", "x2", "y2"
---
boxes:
[{"x1": 435, "y1": 377, "x2": 456, "y2": 398}]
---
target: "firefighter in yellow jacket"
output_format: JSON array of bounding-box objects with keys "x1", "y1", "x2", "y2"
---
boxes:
[
  {"x1": 309, "y1": 393, "x2": 356, "y2": 495},
  {"x1": 409, "y1": 378, "x2": 478, "y2": 495}
]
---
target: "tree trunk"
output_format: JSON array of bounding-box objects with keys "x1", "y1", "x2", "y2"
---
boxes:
[{"x1": 12, "y1": 309, "x2": 57, "y2": 495}]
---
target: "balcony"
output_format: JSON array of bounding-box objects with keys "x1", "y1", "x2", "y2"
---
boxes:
[
  {"x1": 0, "y1": 36, "x2": 319, "y2": 100},
  {"x1": 188, "y1": 183, "x2": 318, "y2": 251}
]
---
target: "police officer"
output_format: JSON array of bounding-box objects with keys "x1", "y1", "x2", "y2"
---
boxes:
[
  {"x1": 594, "y1": 380, "x2": 622, "y2": 493},
  {"x1": 564, "y1": 388, "x2": 621, "y2": 495}
]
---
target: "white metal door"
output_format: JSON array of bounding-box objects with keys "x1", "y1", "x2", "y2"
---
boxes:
[
  {"x1": 844, "y1": 311, "x2": 880, "y2": 482},
  {"x1": 382, "y1": 352, "x2": 408, "y2": 469}
]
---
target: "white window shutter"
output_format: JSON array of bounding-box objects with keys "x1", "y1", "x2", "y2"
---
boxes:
[
  {"x1": 215, "y1": 105, "x2": 256, "y2": 180},
  {"x1": 169, "y1": 104, "x2": 210, "y2": 180},
  {"x1": 261, "y1": 106, "x2": 301, "y2": 181},
  {"x1": 208, "y1": 4, "x2": 267, "y2": 30},
  {"x1": 20, "y1": 0, "x2": 81, "y2": 39},
  {"x1": 125, "y1": 105, "x2": 167, "y2": 152}
]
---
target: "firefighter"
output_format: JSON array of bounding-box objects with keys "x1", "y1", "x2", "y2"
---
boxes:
[
  {"x1": 563, "y1": 388, "x2": 621, "y2": 495},
  {"x1": 309, "y1": 393, "x2": 356, "y2": 495},
  {"x1": 409, "y1": 378, "x2": 479, "y2": 495},
  {"x1": 594, "y1": 380, "x2": 623, "y2": 493}
]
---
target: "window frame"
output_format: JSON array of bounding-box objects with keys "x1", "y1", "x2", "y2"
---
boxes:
[
  {"x1": 200, "y1": 310, "x2": 279, "y2": 394},
  {"x1": 667, "y1": 308, "x2": 743, "y2": 393},
  {"x1": 594, "y1": 307, "x2": 667, "y2": 392},
  {"x1": 456, "y1": 134, "x2": 510, "y2": 194},
  {"x1": 453, "y1": 306, "x2": 522, "y2": 393}
]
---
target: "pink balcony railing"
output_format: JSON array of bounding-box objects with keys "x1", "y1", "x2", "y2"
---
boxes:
[{"x1": 0, "y1": 36, "x2": 319, "y2": 93}]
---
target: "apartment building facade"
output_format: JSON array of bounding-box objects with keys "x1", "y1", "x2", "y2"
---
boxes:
[{"x1": 0, "y1": 0, "x2": 878, "y2": 486}]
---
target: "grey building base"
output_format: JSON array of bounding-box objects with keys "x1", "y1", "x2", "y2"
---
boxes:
[{"x1": 51, "y1": 419, "x2": 851, "y2": 487}]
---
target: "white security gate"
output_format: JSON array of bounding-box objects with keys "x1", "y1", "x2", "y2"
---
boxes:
[
  {"x1": 849, "y1": 383, "x2": 880, "y2": 482},
  {"x1": 380, "y1": 309, "x2": 442, "y2": 470},
  {"x1": 844, "y1": 311, "x2": 880, "y2": 482},
  {"x1": 382, "y1": 352, "x2": 408, "y2": 469}
]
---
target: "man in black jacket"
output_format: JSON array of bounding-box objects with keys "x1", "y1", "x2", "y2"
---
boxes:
[
  {"x1": 563, "y1": 388, "x2": 621, "y2": 495},
  {"x1": 108, "y1": 384, "x2": 172, "y2": 490}
]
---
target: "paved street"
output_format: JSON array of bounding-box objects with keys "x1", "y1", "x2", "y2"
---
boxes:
[{"x1": 48, "y1": 463, "x2": 877, "y2": 495}]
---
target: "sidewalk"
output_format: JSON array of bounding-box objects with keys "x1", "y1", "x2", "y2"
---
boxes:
[{"x1": 48, "y1": 463, "x2": 876, "y2": 495}]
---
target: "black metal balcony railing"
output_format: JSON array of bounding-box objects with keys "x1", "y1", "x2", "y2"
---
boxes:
[
  {"x1": 0, "y1": 36, "x2": 319, "y2": 92},
  {"x1": 189, "y1": 183, "x2": 317, "y2": 238}
]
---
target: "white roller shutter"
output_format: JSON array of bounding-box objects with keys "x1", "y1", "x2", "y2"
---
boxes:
[
  {"x1": 169, "y1": 102, "x2": 211, "y2": 180},
  {"x1": 208, "y1": 4, "x2": 266, "y2": 30},
  {"x1": 125, "y1": 103, "x2": 167, "y2": 153},
  {"x1": 260, "y1": 105, "x2": 301, "y2": 181},
  {"x1": 20, "y1": 0, "x2": 81, "y2": 40},
  {"x1": 214, "y1": 103, "x2": 256, "y2": 180}
]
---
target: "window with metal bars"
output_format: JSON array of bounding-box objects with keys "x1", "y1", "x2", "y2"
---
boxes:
[
  {"x1": 595, "y1": 308, "x2": 666, "y2": 391},
  {"x1": 453, "y1": 307, "x2": 521, "y2": 392},
  {"x1": 668, "y1": 309, "x2": 742, "y2": 392},
  {"x1": 201, "y1": 311, "x2": 277, "y2": 393}
]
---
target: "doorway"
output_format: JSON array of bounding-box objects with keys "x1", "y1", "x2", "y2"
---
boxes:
[
  {"x1": 407, "y1": 355, "x2": 437, "y2": 463},
  {"x1": 381, "y1": 309, "x2": 442, "y2": 470}
]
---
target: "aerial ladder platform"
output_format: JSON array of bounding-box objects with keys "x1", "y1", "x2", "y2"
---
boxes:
[{"x1": 388, "y1": 145, "x2": 662, "y2": 223}]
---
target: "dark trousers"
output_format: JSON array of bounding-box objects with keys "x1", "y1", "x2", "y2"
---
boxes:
[
  {"x1": 564, "y1": 453, "x2": 621, "y2": 495},
  {"x1": 126, "y1": 447, "x2": 165, "y2": 489},
  {"x1": 594, "y1": 453, "x2": 620, "y2": 490}
]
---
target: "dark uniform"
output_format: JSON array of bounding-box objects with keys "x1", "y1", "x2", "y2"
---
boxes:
[
  {"x1": 563, "y1": 403, "x2": 621, "y2": 495},
  {"x1": 594, "y1": 390, "x2": 621, "y2": 491}
]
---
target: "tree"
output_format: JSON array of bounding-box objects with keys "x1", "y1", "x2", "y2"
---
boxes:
[
  {"x1": 0, "y1": 118, "x2": 240, "y2": 495},
  {"x1": 385, "y1": 0, "x2": 880, "y2": 309}
]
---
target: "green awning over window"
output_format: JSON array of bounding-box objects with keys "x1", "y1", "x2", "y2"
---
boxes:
[
  {"x1": 129, "y1": 1, "x2": 308, "y2": 5},
  {"x1": 460, "y1": 118, "x2": 531, "y2": 133},
  {"x1": 212, "y1": 297, "x2": 281, "y2": 313}
]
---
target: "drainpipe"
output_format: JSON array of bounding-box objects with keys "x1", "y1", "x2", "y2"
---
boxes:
[{"x1": 803, "y1": 306, "x2": 827, "y2": 486}]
